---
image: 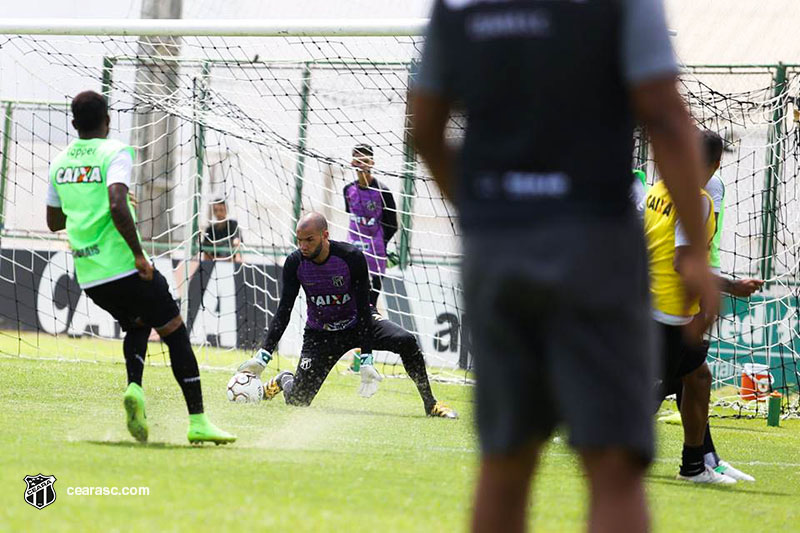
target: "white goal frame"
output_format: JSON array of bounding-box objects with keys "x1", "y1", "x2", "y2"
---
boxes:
[{"x1": 0, "y1": 19, "x2": 428, "y2": 37}]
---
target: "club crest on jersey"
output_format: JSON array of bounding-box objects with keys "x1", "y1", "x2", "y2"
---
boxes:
[
  {"x1": 310, "y1": 293, "x2": 351, "y2": 306},
  {"x1": 299, "y1": 358, "x2": 312, "y2": 370},
  {"x1": 55, "y1": 166, "x2": 102, "y2": 184},
  {"x1": 332, "y1": 276, "x2": 344, "y2": 287},
  {"x1": 23, "y1": 474, "x2": 57, "y2": 510},
  {"x1": 366, "y1": 200, "x2": 377, "y2": 211}
]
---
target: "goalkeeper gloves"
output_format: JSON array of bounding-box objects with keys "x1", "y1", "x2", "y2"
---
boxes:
[
  {"x1": 236, "y1": 348, "x2": 272, "y2": 377},
  {"x1": 386, "y1": 251, "x2": 400, "y2": 269},
  {"x1": 358, "y1": 353, "x2": 383, "y2": 398}
]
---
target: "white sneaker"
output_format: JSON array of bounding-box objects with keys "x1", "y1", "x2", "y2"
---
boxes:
[
  {"x1": 715, "y1": 460, "x2": 755, "y2": 482},
  {"x1": 676, "y1": 464, "x2": 737, "y2": 484}
]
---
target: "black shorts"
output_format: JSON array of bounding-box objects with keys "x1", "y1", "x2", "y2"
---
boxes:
[
  {"x1": 285, "y1": 315, "x2": 419, "y2": 406},
  {"x1": 464, "y1": 214, "x2": 657, "y2": 464},
  {"x1": 657, "y1": 322, "x2": 709, "y2": 398},
  {"x1": 85, "y1": 270, "x2": 180, "y2": 331}
]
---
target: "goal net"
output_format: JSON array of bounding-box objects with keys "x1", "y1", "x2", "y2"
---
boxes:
[
  {"x1": 637, "y1": 65, "x2": 800, "y2": 416},
  {"x1": 0, "y1": 24, "x2": 798, "y2": 412},
  {"x1": 0, "y1": 23, "x2": 468, "y2": 382}
]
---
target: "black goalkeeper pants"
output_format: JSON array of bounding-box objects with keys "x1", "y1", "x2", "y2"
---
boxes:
[{"x1": 284, "y1": 315, "x2": 436, "y2": 411}]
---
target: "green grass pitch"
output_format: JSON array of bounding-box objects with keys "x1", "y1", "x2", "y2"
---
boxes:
[{"x1": 1, "y1": 337, "x2": 799, "y2": 532}]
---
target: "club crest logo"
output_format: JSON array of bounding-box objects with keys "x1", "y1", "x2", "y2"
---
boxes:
[
  {"x1": 299, "y1": 357, "x2": 312, "y2": 370},
  {"x1": 23, "y1": 474, "x2": 57, "y2": 510},
  {"x1": 366, "y1": 200, "x2": 377, "y2": 211},
  {"x1": 332, "y1": 276, "x2": 344, "y2": 287}
]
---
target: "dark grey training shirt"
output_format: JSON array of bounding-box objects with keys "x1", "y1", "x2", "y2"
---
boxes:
[
  {"x1": 416, "y1": 0, "x2": 679, "y2": 231},
  {"x1": 417, "y1": 0, "x2": 678, "y2": 94}
]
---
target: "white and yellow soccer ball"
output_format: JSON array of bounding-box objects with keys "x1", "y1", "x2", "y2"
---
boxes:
[{"x1": 226, "y1": 372, "x2": 264, "y2": 403}]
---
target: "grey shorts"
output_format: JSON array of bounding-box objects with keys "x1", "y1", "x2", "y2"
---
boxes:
[{"x1": 464, "y1": 214, "x2": 657, "y2": 464}]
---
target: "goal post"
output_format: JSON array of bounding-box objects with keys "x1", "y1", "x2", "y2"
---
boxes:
[
  {"x1": 0, "y1": 18, "x2": 430, "y2": 37},
  {"x1": 1, "y1": 21, "x2": 799, "y2": 411}
]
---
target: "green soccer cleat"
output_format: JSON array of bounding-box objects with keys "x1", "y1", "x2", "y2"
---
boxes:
[
  {"x1": 428, "y1": 401, "x2": 459, "y2": 419},
  {"x1": 658, "y1": 411, "x2": 683, "y2": 425},
  {"x1": 123, "y1": 383, "x2": 149, "y2": 443},
  {"x1": 187, "y1": 413, "x2": 237, "y2": 445}
]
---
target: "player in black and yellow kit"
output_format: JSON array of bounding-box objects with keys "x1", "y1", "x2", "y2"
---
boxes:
[{"x1": 645, "y1": 130, "x2": 761, "y2": 483}]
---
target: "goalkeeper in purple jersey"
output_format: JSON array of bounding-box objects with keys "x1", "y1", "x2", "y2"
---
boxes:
[
  {"x1": 237, "y1": 212, "x2": 456, "y2": 418},
  {"x1": 343, "y1": 144, "x2": 398, "y2": 307}
]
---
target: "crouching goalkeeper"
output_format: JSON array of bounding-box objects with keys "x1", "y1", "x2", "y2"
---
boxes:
[{"x1": 237, "y1": 212, "x2": 456, "y2": 418}]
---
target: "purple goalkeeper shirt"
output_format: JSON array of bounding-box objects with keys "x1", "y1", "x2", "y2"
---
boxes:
[
  {"x1": 297, "y1": 253, "x2": 358, "y2": 331},
  {"x1": 261, "y1": 240, "x2": 373, "y2": 353},
  {"x1": 344, "y1": 178, "x2": 397, "y2": 275}
]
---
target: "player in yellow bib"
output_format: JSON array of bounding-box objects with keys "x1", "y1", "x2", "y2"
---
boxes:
[
  {"x1": 644, "y1": 130, "x2": 761, "y2": 483},
  {"x1": 46, "y1": 91, "x2": 235, "y2": 445}
]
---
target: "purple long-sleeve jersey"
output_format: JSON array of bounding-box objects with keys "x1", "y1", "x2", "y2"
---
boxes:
[
  {"x1": 343, "y1": 178, "x2": 397, "y2": 275},
  {"x1": 261, "y1": 240, "x2": 373, "y2": 354}
]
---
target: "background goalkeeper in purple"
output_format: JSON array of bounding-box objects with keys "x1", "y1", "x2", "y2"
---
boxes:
[
  {"x1": 345, "y1": 183, "x2": 389, "y2": 275},
  {"x1": 343, "y1": 144, "x2": 398, "y2": 305}
]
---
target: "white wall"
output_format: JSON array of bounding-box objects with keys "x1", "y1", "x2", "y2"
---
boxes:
[{"x1": 666, "y1": 0, "x2": 800, "y2": 65}]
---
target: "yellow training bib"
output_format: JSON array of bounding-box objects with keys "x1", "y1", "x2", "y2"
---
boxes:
[{"x1": 644, "y1": 180, "x2": 716, "y2": 317}]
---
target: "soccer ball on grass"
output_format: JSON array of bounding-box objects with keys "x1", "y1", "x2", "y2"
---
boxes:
[{"x1": 226, "y1": 372, "x2": 264, "y2": 403}]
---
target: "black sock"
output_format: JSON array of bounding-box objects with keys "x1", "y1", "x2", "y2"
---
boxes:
[
  {"x1": 678, "y1": 389, "x2": 720, "y2": 467},
  {"x1": 702, "y1": 423, "x2": 720, "y2": 466},
  {"x1": 123, "y1": 327, "x2": 149, "y2": 386},
  {"x1": 400, "y1": 347, "x2": 436, "y2": 412},
  {"x1": 680, "y1": 445, "x2": 705, "y2": 476},
  {"x1": 161, "y1": 324, "x2": 204, "y2": 415}
]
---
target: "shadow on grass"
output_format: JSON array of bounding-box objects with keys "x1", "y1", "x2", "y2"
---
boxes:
[
  {"x1": 314, "y1": 406, "x2": 435, "y2": 420},
  {"x1": 86, "y1": 440, "x2": 209, "y2": 450},
  {"x1": 646, "y1": 474, "x2": 791, "y2": 496},
  {"x1": 709, "y1": 424, "x2": 783, "y2": 434}
]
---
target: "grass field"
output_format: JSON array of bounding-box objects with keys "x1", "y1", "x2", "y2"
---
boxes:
[{"x1": 1, "y1": 340, "x2": 799, "y2": 532}]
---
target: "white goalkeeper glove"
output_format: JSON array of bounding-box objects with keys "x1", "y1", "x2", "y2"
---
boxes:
[
  {"x1": 236, "y1": 348, "x2": 272, "y2": 377},
  {"x1": 358, "y1": 353, "x2": 383, "y2": 398}
]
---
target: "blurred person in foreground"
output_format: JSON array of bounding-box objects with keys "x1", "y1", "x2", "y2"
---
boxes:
[{"x1": 411, "y1": 0, "x2": 719, "y2": 531}]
